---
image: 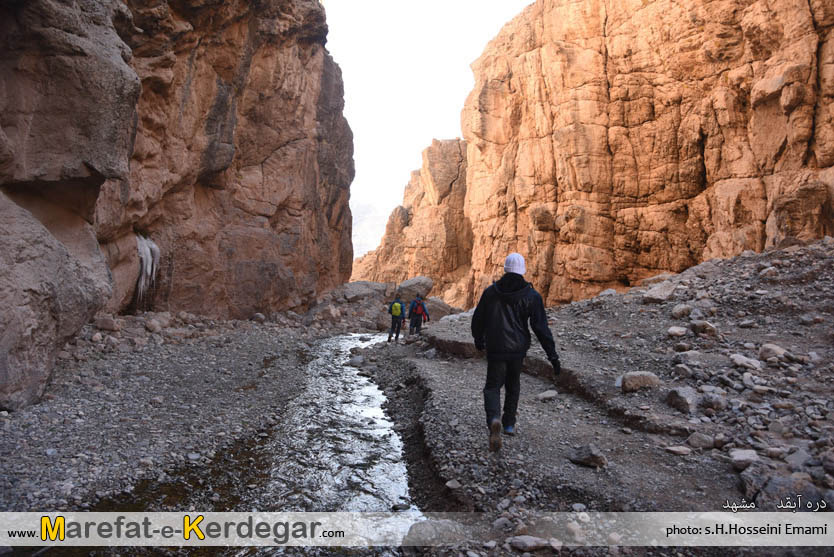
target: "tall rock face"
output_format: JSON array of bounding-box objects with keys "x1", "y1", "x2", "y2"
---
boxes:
[
  {"x1": 96, "y1": 0, "x2": 354, "y2": 317},
  {"x1": 0, "y1": 0, "x2": 132, "y2": 409},
  {"x1": 0, "y1": 0, "x2": 352, "y2": 407},
  {"x1": 358, "y1": 0, "x2": 834, "y2": 308},
  {"x1": 352, "y1": 139, "x2": 473, "y2": 306}
]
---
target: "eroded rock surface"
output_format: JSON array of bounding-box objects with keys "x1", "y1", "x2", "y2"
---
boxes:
[
  {"x1": 96, "y1": 0, "x2": 354, "y2": 318},
  {"x1": 0, "y1": 193, "x2": 110, "y2": 410},
  {"x1": 358, "y1": 0, "x2": 834, "y2": 308},
  {"x1": 352, "y1": 139, "x2": 471, "y2": 306}
]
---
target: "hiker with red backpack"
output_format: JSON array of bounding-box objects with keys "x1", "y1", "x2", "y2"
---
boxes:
[
  {"x1": 408, "y1": 294, "x2": 430, "y2": 336},
  {"x1": 387, "y1": 295, "x2": 407, "y2": 342}
]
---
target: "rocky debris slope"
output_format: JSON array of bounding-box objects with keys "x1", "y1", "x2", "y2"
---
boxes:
[
  {"x1": 0, "y1": 0, "x2": 352, "y2": 409},
  {"x1": 358, "y1": 0, "x2": 834, "y2": 309},
  {"x1": 352, "y1": 139, "x2": 473, "y2": 307},
  {"x1": 419, "y1": 237, "x2": 834, "y2": 516}
]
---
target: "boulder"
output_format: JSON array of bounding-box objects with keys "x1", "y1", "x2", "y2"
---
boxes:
[
  {"x1": 666, "y1": 387, "x2": 701, "y2": 414},
  {"x1": 621, "y1": 371, "x2": 662, "y2": 393},
  {"x1": 0, "y1": 193, "x2": 111, "y2": 409},
  {"x1": 396, "y1": 276, "x2": 434, "y2": 302},
  {"x1": 568, "y1": 444, "x2": 608, "y2": 469}
]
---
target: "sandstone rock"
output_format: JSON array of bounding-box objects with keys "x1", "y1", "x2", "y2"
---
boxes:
[
  {"x1": 667, "y1": 326, "x2": 689, "y2": 338},
  {"x1": 568, "y1": 444, "x2": 608, "y2": 469},
  {"x1": 730, "y1": 354, "x2": 763, "y2": 371},
  {"x1": 666, "y1": 387, "x2": 700, "y2": 414},
  {"x1": 396, "y1": 277, "x2": 434, "y2": 302},
  {"x1": 686, "y1": 432, "x2": 715, "y2": 449},
  {"x1": 759, "y1": 343, "x2": 787, "y2": 361},
  {"x1": 730, "y1": 449, "x2": 759, "y2": 471},
  {"x1": 642, "y1": 282, "x2": 677, "y2": 304},
  {"x1": 690, "y1": 320, "x2": 718, "y2": 335},
  {"x1": 621, "y1": 371, "x2": 662, "y2": 393},
  {"x1": 354, "y1": 0, "x2": 834, "y2": 309},
  {"x1": 445, "y1": 479, "x2": 461, "y2": 490},
  {"x1": 536, "y1": 390, "x2": 559, "y2": 401},
  {"x1": 95, "y1": 316, "x2": 121, "y2": 332},
  {"x1": 665, "y1": 446, "x2": 692, "y2": 456},
  {"x1": 0, "y1": 193, "x2": 111, "y2": 409},
  {"x1": 671, "y1": 304, "x2": 693, "y2": 319}
]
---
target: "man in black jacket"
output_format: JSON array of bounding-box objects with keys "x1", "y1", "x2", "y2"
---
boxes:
[{"x1": 471, "y1": 253, "x2": 561, "y2": 451}]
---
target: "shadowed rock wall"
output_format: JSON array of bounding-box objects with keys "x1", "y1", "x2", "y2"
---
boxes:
[
  {"x1": 0, "y1": 0, "x2": 353, "y2": 408},
  {"x1": 96, "y1": 0, "x2": 354, "y2": 317}
]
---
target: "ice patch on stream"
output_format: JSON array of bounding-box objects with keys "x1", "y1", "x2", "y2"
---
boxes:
[{"x1": 248, "y1": 334, "x2": 418, "y2": 513}]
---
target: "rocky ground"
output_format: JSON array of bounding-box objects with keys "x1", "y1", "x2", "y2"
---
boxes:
[
  {"x1": 2, "y1": 238, "x2": 833, "y2": 557},
  {"x1": 0, "y1": 311, "x2": 381, "y2": 512},
  {"x1": 353, "y1": 237, "x2": 834, "y2": 554}
]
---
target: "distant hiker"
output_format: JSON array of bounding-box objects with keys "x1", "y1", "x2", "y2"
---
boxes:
[
  {"x1": 408, "y1": 294, "x2": 430, "y2": 335},
  {"x1": 471, "y1": 252, "x2": 561, "y2": 452},
  {"x1": 387, "y1": 295, "x2": 407, "y2": 342}
]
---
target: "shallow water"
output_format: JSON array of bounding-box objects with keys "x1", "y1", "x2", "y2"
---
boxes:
[{"x1": 239, "y1": 333, "x2": 416, "y2": 513}]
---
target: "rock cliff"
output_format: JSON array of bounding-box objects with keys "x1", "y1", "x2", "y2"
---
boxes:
[
  {"x1": 0, "y1": 0, "x2": 352, "y2": 408},
  {"x1": 355, "y1": 0, "x2": 834, "y2": 308},
  {"x1": 96, "y1": 0, "x2": 354, "y2": 317},
  {"x1": 352, "y1": 139, "x2": 473, "y2": 305}
]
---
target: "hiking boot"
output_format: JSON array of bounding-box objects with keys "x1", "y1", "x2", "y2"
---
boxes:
[
  {"x1": 503, "y1": 425, "x2": 516, "y2": 436},
  {"x1": 488, "y1": 419, "x2": 502, "y2": 452}
]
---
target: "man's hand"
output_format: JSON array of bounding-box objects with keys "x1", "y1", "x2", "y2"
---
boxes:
[{"x1": 550, "y1": 357, "x2": 561, "y2": 376}]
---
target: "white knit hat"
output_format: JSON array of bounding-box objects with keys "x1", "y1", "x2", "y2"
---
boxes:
[{"x1": 504, "y1": 252, "x2": 526, "y2": 275}]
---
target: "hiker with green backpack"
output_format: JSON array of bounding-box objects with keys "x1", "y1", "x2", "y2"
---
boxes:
[{"x1": 387, "y1": 295, "x2": 407, "y2": 342}]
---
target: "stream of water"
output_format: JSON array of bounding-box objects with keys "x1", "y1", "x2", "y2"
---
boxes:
[{"x1": 238, "y1": 333, "x2": 416, "y2": 513}]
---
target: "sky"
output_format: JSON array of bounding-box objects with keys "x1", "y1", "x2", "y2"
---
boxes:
[{"x1": 323, "y1": 1, "x2": 533, "y2": 258}]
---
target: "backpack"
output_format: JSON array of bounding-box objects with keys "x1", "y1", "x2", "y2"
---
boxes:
[
  {"x1": 414, "y1": 302, "x2": 425, "y2": 316},
  {"x1": 391, "y1": 302, "x2": 402, "y2": 317}
]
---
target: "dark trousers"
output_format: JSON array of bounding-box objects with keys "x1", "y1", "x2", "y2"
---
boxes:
[
  {"x1": 409, "y1": 315, "x2": 423, "y2": 335},
  {"x1": 483, "y1": 358, "x2": 523, "y2": 428},
  {"x1": 389, "y1": 317, "x2": 403, "y2": 340}
]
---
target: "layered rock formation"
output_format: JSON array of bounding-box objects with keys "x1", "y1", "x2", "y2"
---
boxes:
[
  {"x1": 352, "y1": 139, "x2": 473, "y2": 305},
  {"x1": 0, "y1": 0, "x2": 352, "y2": 407},
  {"x1": 96, "y1": 0, "x2": 354, "y2": 317},
  {"x1": 356, "y1": 0, "x2": 834, "y2": 308}
]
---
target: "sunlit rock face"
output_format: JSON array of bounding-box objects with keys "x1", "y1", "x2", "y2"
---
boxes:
[
  {"x1": 358, "y1": 0, "x2": 834, "y2": 308},
  {"x1": 95, "y1": 0, "x2": 354, "y2": 318},
  {"x1": 351, "y1": 139, "x2": 473, "y2": 307}
]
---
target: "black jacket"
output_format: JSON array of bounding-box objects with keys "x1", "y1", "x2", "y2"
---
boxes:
[{"x1": 471, "y1": 273, "x2": 559, "y2": 362}]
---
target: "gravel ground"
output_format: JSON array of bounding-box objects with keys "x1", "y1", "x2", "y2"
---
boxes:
[
  {"x1": 353, "y1": 238, "x2": 834, "y2": 555},
  {"x1": 2, "y1": 238, "x2": 832, "y2": 557},
  {"x1": 0, "y1": 317, "x2": 325, "y2": 511}
]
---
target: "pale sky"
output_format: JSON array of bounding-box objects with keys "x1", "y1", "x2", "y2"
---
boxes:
[{"x1": 324, "y1": 1, "x2": 532, "y2": 258}]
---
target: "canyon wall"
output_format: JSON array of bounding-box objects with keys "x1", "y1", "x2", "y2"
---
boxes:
[
  {"x1": 355, "y1": 0, "x2": 834, "y2": 308},
  {"x1": 0, "y1": 0, "x2": 352, "y2": 408},
  {"x1": 97, "y1": 0, "x2": 354, "y2": 317},
  {"x1": 352, "y1": 139, "x2": 473, "y2": 303}
]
